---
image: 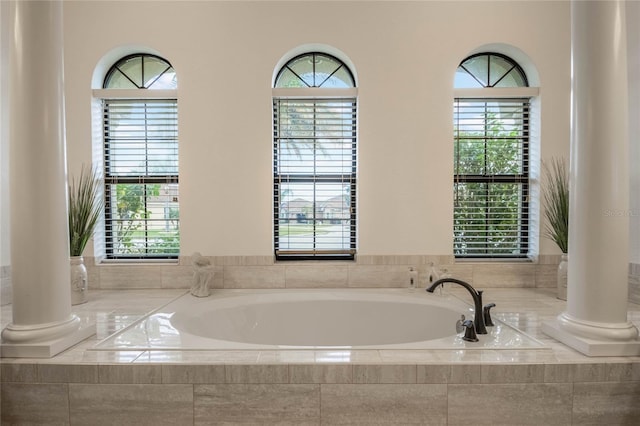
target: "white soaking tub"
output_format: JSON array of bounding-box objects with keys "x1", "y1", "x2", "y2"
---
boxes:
[{"x1": 93, "y1": 289, "x2": 546, "y2": 351}]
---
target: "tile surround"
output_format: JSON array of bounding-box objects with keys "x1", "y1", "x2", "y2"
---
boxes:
[
  {"x1": 37, "y1": 363, "x2": 99, "y2": 383},
  {"x1": 572, "y1": 381, "x2": 640, "y2": 424},
  {"x1": 97, "y1": 364, "x2": 163, "y2": 384},
  {"x1": 284, "y1": 264, "x2": 349, "y2": 288},
  {"x1": 535, "y1": 263, "x2": 559, "y2": 288},
  {"x1": 194, "y1": 384, "x2": 320, "y2": 424},
  {"x1": 447, "y1": 383, "x2": 574, "y2": 425},
  {"x1": 289, "y1": 364, "x2": 353, "y2": 383},
  {"x1": 1, "y1": 383, "x2": 70, "y2": 424},
  {"x1": 472, "y1": 262, "x2": 536, "y2": 288},
  {"x1": 0, "y1": 262, "x2": 640, "y2": 425},
  {"x1": 223, "y1": 265, "x2": 285, "y2": 289},
  {"x1": 353, "y1": 364, "x2": 417, "y2": 383},
  {"x1": 69, "y1": 384, "x2": 194, "y2": 425},
  {"x1": 161, "y1": 364, "x2": 226, "y2": 384},
  {"x1": 1, "y1": 253, "x2": 570, "y2": 293},
  {"x1": 321, "y1": 383, "x2": 448, "y2": 425},
  {"x1": 347, "y1": 264, "x2": 408, "y2": 288},
  {"x1": 224, "y1": 364, "x2": 289, "y2": 384},
  {"x1": 98, "y1": 264, "x2": 163, "y2": 289},
  {"x1": 77, "y1": 254, "x2": 567, "y2": 290},
  {"x1": 450, "y1": 364, "x2": 482, "y2": 384},
  {"x1": 4, "y1": 278, "x2": 640, "y2": 424}
]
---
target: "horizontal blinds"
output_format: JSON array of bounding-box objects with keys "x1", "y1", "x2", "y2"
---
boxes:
[
  {"x1": 453, "y1": 98, "x2": 530, "y2": 258},
  {"x1": 104, "y1": 100, "x2": 178, "y2": 176},
  {"x1": 103, "y1": 99, "x2": 179, "y2": 259},
  {"x1": 273, "y1": 98, "x2": 357, "y2": 259}
]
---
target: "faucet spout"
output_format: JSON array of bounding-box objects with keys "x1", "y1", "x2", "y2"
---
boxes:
[{"x1": 426, "y1": 278, "x2": 488, "y2": 335}]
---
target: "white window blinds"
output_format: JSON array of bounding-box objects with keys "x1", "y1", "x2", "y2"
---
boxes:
[
  {"x1": 273, "y1": 98, "x2": 357, "y2": 259},
  {"x1": 453, "y1": 98, "x2": 530, "y2": 258},
  {"x1": 103, "y1": 99, "x2": 179, "y2": 258}
]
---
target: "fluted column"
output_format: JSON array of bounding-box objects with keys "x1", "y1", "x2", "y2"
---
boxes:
[
  {"x1": 543, "y1": 0, "x2": 640, "y2": 356},
  {"x1": 1, "y1": 1, "x2": 93, "y2": 357}
]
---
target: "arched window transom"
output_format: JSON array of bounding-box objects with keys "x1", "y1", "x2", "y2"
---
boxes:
[
  {"x1": 104, "y1": 54, "x2": 177, "y2": 89},
  {"x1": 275, "y1": 53, "x2": 354, "y2": 88},
  {"x1": 455, "y1": 52, "x2": 528, "y2": 88}
]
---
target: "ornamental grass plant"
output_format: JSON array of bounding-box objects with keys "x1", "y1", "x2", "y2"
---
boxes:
[
  {"x1": 542, "y1": 157, "x2": 569, "y2": 253},
  {"x1": 68, "y1": 166, "x2": 103, "y2": 256}
]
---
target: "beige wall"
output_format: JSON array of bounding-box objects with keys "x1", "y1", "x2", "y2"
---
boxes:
[{"x1": 61, "y1": 0, "x2": 572, "y2": 258}]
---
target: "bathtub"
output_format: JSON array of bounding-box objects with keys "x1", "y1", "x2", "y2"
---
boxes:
[{"x1": 93, "y1": 289, "x2": 545, "y2": 351}]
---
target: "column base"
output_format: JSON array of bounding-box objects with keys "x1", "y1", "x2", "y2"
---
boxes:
[
  {"x1": 1, "y1": 316, "x2": 96, "y2": 358},
  {"x1": 542, "y1": 313, "x2": 640, "y2": 356}
]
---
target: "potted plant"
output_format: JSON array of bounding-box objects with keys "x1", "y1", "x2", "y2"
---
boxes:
[
  {"x1": 68, "y1": 165, "x2": 103, "y2": 305},
  {"x1": 542, "y1": 157, "x2": 569, "y2": 300}
]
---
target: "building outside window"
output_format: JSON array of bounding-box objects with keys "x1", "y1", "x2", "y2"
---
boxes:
[
  {"x1": 101, "y1": 54, "x2": 179, "y2": 259},
  {"x1": 453, "y1": 53, "x2": 530, "y2": 258},
  {"x1": 273, "y1": 52, "x2": 357, "y2": 260}
]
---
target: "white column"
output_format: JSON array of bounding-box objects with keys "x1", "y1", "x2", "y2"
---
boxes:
[
  {"x1": 0, "y1": 1, "x2": 93, "y2": 358},
  {"x1": 543, "y1": 0, "x2": 640, "y2": 356}
]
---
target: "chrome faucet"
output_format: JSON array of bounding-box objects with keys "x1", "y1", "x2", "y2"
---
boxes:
[{"x1": 426, "y1": 278, "x2": 488, "y2": 335}]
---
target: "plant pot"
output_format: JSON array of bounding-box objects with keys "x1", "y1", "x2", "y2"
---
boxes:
[
  {"x1": 70, "y1": 256, "x2": 88, "y2": 305},
  {"x1": 557, "y1": 253, "x2": 568, "y2": 300}
]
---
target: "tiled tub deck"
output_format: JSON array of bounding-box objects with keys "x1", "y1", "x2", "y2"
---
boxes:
[{"x1": 2, "y1": 288, "x2": 640, "y2": 425}]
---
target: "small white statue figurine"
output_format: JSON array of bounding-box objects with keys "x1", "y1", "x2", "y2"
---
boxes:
[{"x1": 191, "y1": 252, "x2": 214, "y2": 297}]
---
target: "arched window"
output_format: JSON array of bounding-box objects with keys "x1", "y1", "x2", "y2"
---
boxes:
[
  {"x1": 455, "y1": 52, "x2": 528, "y2": 88},
  {"x1": 273, "y1": 52, "x2": 357, "y2": 260},
  {"x1": 101, "y1": 54, "x2": 179, "y2": 259},
  {"x1": 453, "y1": 53, "x2": 530, "y2": 258},
  {"x1": 274, "y1": 52, "x2": 355, "y2": 88},
  {"x1": 103, "y1": 54, "x2": 177, "y2": 89}
]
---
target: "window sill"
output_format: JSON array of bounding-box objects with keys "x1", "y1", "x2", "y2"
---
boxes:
[
  {"x1": 98, "y1": 259, "x2": 179, "y2": 266},
  {"x1": 275, "y1": 259, "x2": 357, "y2": 265},
  {"x1": 454, "y1": 257, "x2": 534, "y2": 264}
]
